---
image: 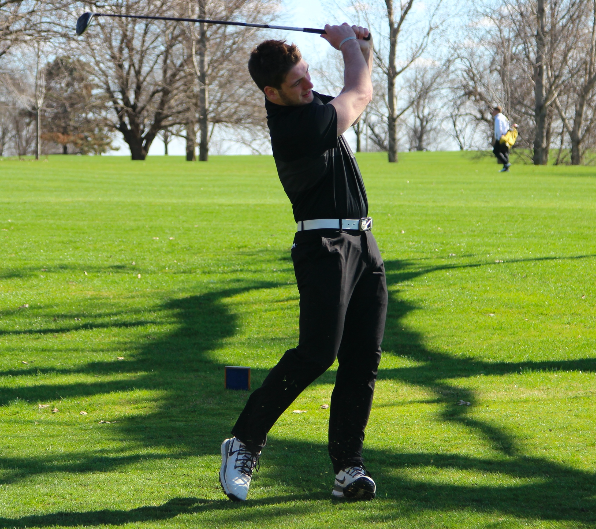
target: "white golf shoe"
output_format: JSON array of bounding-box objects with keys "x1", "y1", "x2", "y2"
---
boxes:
[
  {"x1": 219, "y1": 437, "x2": 260, "y2": 501},
  {"x1": 332, "y1": 466, "x2": 376, "y2": 500}
]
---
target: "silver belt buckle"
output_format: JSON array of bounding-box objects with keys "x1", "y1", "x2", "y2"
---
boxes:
[{"x1": 359, "y1": 217, "x2": 373, "y2": 231}]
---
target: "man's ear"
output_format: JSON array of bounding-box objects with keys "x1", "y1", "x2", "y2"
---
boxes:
[{"x1": 264, "y1": 86, "x2": 279, "y2": 102}]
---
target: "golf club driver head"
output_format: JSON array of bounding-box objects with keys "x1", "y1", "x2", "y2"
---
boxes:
[{"x1": 76, "y1": 12, "x2": 94, "y2": 35}]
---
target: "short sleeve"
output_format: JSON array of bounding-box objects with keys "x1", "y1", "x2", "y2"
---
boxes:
[
  {"x1": 293, "y1": 103, "x2": 338, "y2": 157},
  {"x1": 270, "y1": 96, "x2": 339, "y2": 162}
]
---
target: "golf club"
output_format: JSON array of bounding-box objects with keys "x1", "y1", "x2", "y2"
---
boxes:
[{"x1": 76, "y1": 12, "x2": 370, "y2": 40}]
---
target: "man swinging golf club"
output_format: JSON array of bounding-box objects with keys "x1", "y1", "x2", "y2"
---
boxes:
[{"x1": 219, "y1": 23, "x2": 388, "y2": 502}]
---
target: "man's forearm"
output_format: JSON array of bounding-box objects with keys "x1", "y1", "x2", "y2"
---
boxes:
[
  {"x1": 361, "y1": 43, "x2": 373, "y2": 78},
  {"x1": 324, "y1": 24, "x2": 373, "y2": 135},
  {"x1": 341, "y1": 39, "x2": 372, "y2": 99},
  {"x1": 349, "y1": 42, "x2": 373, "y2": 125}
]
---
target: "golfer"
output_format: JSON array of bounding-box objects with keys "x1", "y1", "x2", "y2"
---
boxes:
[
  {"x1": 219, "y1": 23, "x2": 388, "y2": 502},
  {"x1": 491, "y1": 105, "x2": 511, "y2": 172}
]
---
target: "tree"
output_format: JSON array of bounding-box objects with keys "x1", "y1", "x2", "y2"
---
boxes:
[
  {"x1": 43, "y1": 56, "x2": 87, "y2": 154},
  {"x1": 158, "y1": 128, "x2": 174, "y2": 155},
  {"x1": 383, "y1": 1, "x2": 447, "y2": 161},
  {"x1": 514, "y1": 0, "x2": 586, "y2": 164},
  {"x1": 456, "y1": 20, "x2": 520, "y2": 151},
  {"x1": 75, "y1": 0, "x2": 190, "y2": 160},
  {"x1": 444, "y1": 94, "x2": 485, "y2": 151},
  {"x1": 32, "y1": 42, "x2": 44, "y2": 159},
  {"x1": 1, "y1": 1, "x2": 69, "y2": 61},
  {"x1": 0, "y1": 50, "x2": 45, "y2": 157},
  {"x1": 40, "y1": 55, "x2": 116, "y2": 155},
  {"x1": 345, "y1": 0, "x2": 446, "y2": 162},
  {"x1": 1, "y1": 0, "x2": 41, "y2": 60},
  {"x1": 183, "y1": 0, "x2": 280, "y2": 161},
  {"x1": 0, "y1": 102, "x2": 9, "y2": 155},
  {"x1": 553, "y1": 0, "x2": 596, "y2": 165},
  {"x1": 456, "y1": 0, "x2": 586, "y2": 164},
  {"x1": 497, "y1": 0, "x2": 584, "y2": 164},
  {"x1": 404, "y1": 60, "x2": 450, "y2": 151}
]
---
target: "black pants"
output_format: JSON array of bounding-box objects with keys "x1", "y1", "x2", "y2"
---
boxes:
[
  {"x1": 493, "y1": 139, "x2": 509, "y2": 166},
  {"x1": 232, "y1": 229, "x2": 388, "y2": 473}
]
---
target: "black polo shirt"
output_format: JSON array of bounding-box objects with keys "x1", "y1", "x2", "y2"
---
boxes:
[{"x1": 266, "y1": 91, "x2": 368, "y2": 222}]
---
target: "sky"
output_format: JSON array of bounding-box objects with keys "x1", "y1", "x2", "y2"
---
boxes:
[{"x1": 274, "y1": 0, "x2": 352, "y2": 61}]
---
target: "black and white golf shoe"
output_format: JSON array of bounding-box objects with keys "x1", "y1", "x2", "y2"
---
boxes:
[
  {"x1": 332, "y1": 466, "x2": 376, "y2": 500},
  {"x1": 219, "y1": 437, "x2": 260, "y2": 501}
]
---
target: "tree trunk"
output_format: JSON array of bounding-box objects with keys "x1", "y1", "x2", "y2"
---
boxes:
[
  {"x1": 387, "y1": 23, "x2": 398, "y2": 163},
  {"x1": 35, "y1": 108, "x2": 41, "y2": 160},
  {"x1": 198, "y1": 0, "x2": 209, "y2": 162},
  {"x1": 570, "y1": 99, "x2": 585, "y2": 165},
  {"x1": 354, "y1": 121, "x2": 362, "y2": 152},
  {"x1": 125, "y1": 138, "x2": 149, "y2": 160},
  {"x1": 119, "y1": 126, "x2": 148, "y2": 160},
  {"x1": 570, "y1": 88, "x2": 589, "y2": 165},
  {"x1": 115, "y1": 111, "x2": 156, "y2": 160},
  {"x1": 570, "y1": 135, "x2": 582, "y2": 165},
  {"x1": 129, "y1": 142, "x2": 147, "y2": 160},
  {"x1": 533, "y1": 0, "x2": 547, "y2": 165},
  {"x1": 544, "y1": 106, "x2": 554, "y2": 164},
  {"x1": 186, "y1": 120, "x2": 197, "y2": 161}
]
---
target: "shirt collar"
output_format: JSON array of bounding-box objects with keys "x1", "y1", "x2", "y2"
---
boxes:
[{"x1": 265, "y1": 91, "x2": 324, "y2": 117}]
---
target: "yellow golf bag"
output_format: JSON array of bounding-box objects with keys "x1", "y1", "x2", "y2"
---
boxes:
[{"x1": 500, "y1": 127, "x2": 518, "y2": 149}]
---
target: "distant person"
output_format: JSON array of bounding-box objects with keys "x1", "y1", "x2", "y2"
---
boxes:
[
  {"x1": 492, "y1": 106, "x2": 512, "y2": 172},
  {"x1": 219, "y1": 23, "x2": 388, "y2": 503}
]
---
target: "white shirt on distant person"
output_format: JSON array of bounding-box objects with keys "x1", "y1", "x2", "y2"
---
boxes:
[{"x1": 494, "y1": 113, "x2": 510, "y2": 141}]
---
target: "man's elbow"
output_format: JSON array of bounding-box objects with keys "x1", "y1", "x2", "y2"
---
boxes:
[
  {"x1": 362, "y1": 80, "x2": 373, "y2": 102},
  {"x1": 356, "y1": 85, "x2": 373, "y2": 107}
]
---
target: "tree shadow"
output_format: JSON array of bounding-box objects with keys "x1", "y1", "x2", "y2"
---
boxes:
[
  {"x1": 379, "y1": 256, "x2": 596, "y2": 457},
  {"x1": 1, "y1": 253, "x2": 595, "y2": 526},
  {"x1": 0, "y1": 282, "x2": 279, "y2": 483}
]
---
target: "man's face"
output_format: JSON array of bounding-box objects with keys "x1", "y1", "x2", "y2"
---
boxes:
[{"x1": 267, "y1": 59, "x2": 314, "y2": 106}]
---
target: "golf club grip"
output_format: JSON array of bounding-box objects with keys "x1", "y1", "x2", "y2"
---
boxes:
[{"x1": 303, "y1": 27, "x2": 371, "y2": 40}]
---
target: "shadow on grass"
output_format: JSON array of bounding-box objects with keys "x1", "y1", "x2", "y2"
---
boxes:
[
  {"x1": 0, "y1": 254, "x2": 595, "y2": 526},
  {"x1": 0, "y1": 498, "x2": 212, "y2": 527}
]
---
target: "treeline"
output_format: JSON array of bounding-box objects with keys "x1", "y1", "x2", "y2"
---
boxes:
[
  {"x1": 456, "y1": 0, "x2": 596, "y2": 166},
  {"x1": 0, "y1": 0, "x2": 277, "y2": 160},
  {"x1": 1, "y1": 0, "x2": 596, "y2": 164}
]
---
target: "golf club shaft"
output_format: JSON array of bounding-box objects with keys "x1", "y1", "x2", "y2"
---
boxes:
[
  {"x1": 89, "y1": 12, "x2": 328, "y2": 35},
  {"x1": 81, "y1": 12, "x2": 371, "y2": 39}
]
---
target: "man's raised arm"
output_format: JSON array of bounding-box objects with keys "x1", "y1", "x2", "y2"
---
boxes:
[{"x1": 321, "y1": 23, "x2": 373, "y2": 136}]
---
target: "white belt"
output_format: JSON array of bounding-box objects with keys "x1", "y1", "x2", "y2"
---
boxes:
[{"x1": 296, "y1": 217, "x2": 373, "y2": 232}]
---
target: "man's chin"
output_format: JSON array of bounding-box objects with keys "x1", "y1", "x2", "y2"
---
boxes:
[{"x1": 301, "y1": 91, "x2": 314, "y2": 104}]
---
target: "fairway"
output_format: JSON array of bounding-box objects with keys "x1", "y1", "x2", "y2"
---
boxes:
[{"x1": 0, "y1": 152, "x2": 595, "y2": 528}]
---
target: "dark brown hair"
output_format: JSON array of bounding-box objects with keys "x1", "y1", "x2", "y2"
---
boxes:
[{"x1": 248, "y1": 40, "x2": 302, "y2": 92}]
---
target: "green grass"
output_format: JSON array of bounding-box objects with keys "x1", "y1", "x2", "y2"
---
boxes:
[{"x1": 0, "y1": 152, "x2": 595, "y2": 528}]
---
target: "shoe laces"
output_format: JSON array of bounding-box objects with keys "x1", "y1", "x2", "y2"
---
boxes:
[
  {"x1": 344, "y1": 466, "x2": 367, "y2": 478},
  {"x1": 232, "y1": 443, "x2": 260, "y2": 477}
]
